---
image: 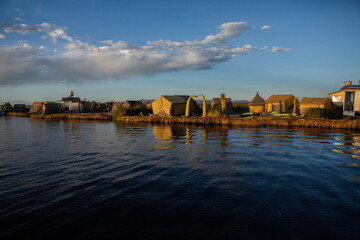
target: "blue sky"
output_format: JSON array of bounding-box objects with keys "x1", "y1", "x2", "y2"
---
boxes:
[{"x1": 0, "y1": 0, "x2": 359, "y2": 104}]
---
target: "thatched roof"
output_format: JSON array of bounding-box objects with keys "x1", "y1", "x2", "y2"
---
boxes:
[
  {"x1": 265, "y1": 94, "x2": 294, "y2": 103},
  {"x1": 249, "y1": 92, "x2": 265, "y2": 106},
  {"x1": 162, "y1": 95, "x2": 196, "y2": 104},
  {"x1": 300, "y1": 97, "x2": 331, "y2": 105}
]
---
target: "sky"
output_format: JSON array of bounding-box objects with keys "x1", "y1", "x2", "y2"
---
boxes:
[{"x1": 0, "y1": 0, "x2": 359, "y2": 104}]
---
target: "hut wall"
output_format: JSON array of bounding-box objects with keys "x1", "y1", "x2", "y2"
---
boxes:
[
  {"x1": 171, "y1": 103, "x2": 186, "y2": 116},
  {"x1": 250, "y1": 105, "x2": 264, "y2": 113},
  {"x1": 300, "y1": 104, "x2": 325, "y2": 115},
  {"x1": 355, "y1": 91, "x2": 360, "y2": 112}
]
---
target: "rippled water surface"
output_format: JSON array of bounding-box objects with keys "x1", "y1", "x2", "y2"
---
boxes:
[{"x1": 1, "y1": 117, "x2": 360, "y2": 239}]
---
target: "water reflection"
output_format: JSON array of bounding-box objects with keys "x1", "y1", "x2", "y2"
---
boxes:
[{"x1": 152, "y1": 125, "x2": 230, "y2": 152}]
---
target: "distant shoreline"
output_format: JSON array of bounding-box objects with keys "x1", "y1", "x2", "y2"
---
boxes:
[{"x1": 6, "y1": 112, "x2": 112, "y2": 120}]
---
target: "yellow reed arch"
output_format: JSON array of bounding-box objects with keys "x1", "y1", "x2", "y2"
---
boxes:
[{"x1": 185, "y1": 95, "x2": 207, "y2": 117}]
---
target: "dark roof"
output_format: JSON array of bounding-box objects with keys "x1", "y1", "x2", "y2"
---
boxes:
[
  {"x1": 123, "y1": 101, "x2": 143, "y2": 106},
  {"x1": 330, "y1": 84, "x2": 360, "y2": 95},
  {"x1": 340, "y1": 85, "x2": 360, "y2": 90},
  {"x1": 61, "y1": 97, "x2": 81, "y2": 102},
  {"x1": 249, "y1": 92, "x2": 265, "y2": 106},
  {"x1": 162, "y1": 95, "x2": 196, "y2": 104}
]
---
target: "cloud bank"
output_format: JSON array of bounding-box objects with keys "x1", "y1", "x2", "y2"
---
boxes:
[{"x1": 0, "y1": 21, "x2": 290, "y2": 85}]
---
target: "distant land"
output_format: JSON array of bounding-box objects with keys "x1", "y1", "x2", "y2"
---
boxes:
[{"x1": 195, "y1": 100, "x2": 249, "y2": 104}]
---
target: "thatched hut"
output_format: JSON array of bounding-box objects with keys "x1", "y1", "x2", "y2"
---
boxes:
[
  {"x1": 152, "y1": 95, "x2": 197, "y2": 116},
  {"x1": 249, "y1": 92, "x2": 265, "y2": 113},
  {"x1": 299, "y1": 97, "x2": 332, "y2": 115},
  {"x1": 265, "y1": 94, "x2": 294, "y2": 113},
  {"x1": 111, "y1": 101, "x2": 144, "y2": 112},
  {"x1": 42, "y1": 102, "x2": 61, "y2": 114},
  {"x1": 30, "y1": 102, "x2": 44, "y2": 114},
  {"x1": 210, "y1": 98, "x2": 233, "y2": 112}
]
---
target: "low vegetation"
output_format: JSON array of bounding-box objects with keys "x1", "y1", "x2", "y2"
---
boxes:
[
  {"x1": 113, "y1": 106, "x2": 152, "y2": 119},
  {"x1": 304, "y1": 105, "x2": 343, "y2": 119}
]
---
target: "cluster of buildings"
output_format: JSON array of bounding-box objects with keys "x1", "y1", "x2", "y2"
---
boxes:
[
  {"x1": 248, "y1": 81, "x2": 360, "y2": 116},
  {"x1": 1, "y1": 81, "x2": 359, "y2": 117}
]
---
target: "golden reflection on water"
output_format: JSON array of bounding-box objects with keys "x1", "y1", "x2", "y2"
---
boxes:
[
  {"x1": 153, "y1": 126, "x2": 174, "y2": 150},
  {"x1": 152, "y1": 125, "x2": 228, "y2": 153}
]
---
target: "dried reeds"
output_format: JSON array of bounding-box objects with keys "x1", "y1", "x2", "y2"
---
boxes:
[{"x1": 115, "y1": 116, "x2": 360, "y2": 130}]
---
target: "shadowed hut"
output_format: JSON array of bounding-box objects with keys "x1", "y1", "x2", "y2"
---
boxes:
[
  {"x1": 299, "y1": 97, "x2": 332, "y2": 115},
  {"x1": 142, "y1": 100, "x2": 154, "y2": 109},
  {"x1": 152, "y1": 95, "x2": 197, "y2": 116},
  {"x1": 30, "y1": 102, "x2": 44, "y2": 114},
  {"x1": 211, "y1": 98, "x2": 233, "y2": 112},
  {"x1": 122, "y1": 101, "x2": 144, "y2": 109},
  {"x1": 265, "y1": 94, "x2": 294, "y2": 113},
  {"x1": 249, "y1": 92, "x2": 265, "y2": 113},
  {"x1": 14, "y1": 104, "x2": 27, "y2": 112},
  {"x1": 111, "y1": 101, "x2": 144, "y2": 112},
  {"x1": 42, "y1": 102, "x2": 61, "y2": 114},
  {"x1": 111, "y1": 102, "x2": 124, "y2": 112}
]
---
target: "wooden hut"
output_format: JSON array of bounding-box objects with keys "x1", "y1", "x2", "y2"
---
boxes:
[
  {"x1": 265, "y1": 94, "x2": 294, "y2": 113},
  {"x1": 152, "y1": 95, "x2": 197, "y2": 116},
  {"x1": 210, "y1": 98, "x2": 233, "y2": 112},
  {"x1": 249, "y1": 92, "x2": 265, "y2": 113},
  {"x1": 299, "y1": 97, "x2": 332, "y2": 115}
]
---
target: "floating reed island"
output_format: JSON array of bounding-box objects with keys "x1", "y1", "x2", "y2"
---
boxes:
[{"x1": 115, "y1": 116, "x2": 360, "y2": 130}]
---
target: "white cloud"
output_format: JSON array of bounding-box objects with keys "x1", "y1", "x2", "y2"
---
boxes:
[
  {"x1": 272, "y1": 46, "x2": 292, "y2": 53},
  {"x1": 0, "y1": 22, "x2": 73, "y2": 43},
  {"x1": 0, "y1": 34, "x2": 5, "y2": 39},
  {"x1": 14, "y1": 17, "x2": 25, "y2": 21},
  {"x1": 1, "y1": 22, "x2": 39, "y2": 34},
  {"x1": 199, "y1": 22, "x2": 250, "y2": 45},
  {"x1": 0, "y1": 20, "x2": 290, "y2": 85},
  {"x1": 261, "y1": 25, "x2": 270, "y2": 30}
]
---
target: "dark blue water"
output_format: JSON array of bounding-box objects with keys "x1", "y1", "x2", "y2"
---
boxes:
[{"x1": 0, "y1": 117, "x2": 359, "y2": 239}]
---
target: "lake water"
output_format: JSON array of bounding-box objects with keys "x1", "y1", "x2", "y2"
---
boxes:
[{"x1": 0, "y1": 117, "x2": 360, "y2": 239}]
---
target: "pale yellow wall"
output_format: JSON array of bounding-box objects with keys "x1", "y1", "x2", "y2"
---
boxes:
[
  {"x1": 250, "y1": 105, "x2": 264, "y2": 113},
  {"x1": 300, "y1": 104, "x2": 325, "y2": 115},
  {"x1": 355, "y1": 91, "x2": 360, "y2": 112}
]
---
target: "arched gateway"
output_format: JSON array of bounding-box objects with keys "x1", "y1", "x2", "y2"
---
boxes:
[{"x1": 185, "y1": 95, "x2": 207, "y2": 117}]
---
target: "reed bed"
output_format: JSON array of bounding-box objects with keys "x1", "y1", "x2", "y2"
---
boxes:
[
  {"x1": 116, "y1": 116, "x2": 360, "y2": 130},
  {"x1": 31, "y1": 113, "x2": 112, "y2": 120},
  {"x1": 6, "y1": 112, "x2": 31, "y2": 117}
]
